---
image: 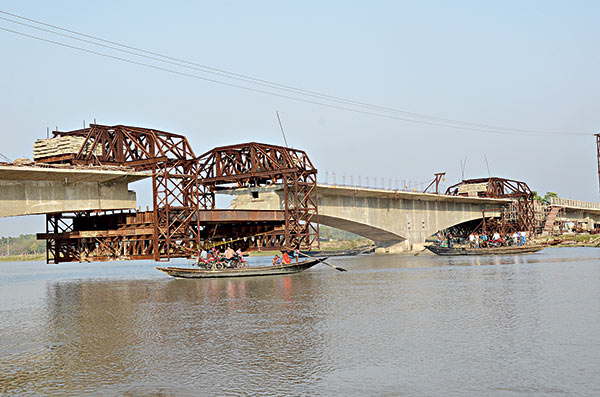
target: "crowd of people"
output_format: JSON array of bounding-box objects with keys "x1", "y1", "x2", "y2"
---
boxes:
[
  {"x1": 437, "y1": 231, "x2": 528, "y2": 248},
  {"x1": 195, "y1": 246, "x2": 302, "y2": 269},
  {"x1": 196, "y1": 246, "x2": 246, "y2": 268},
  {"x1": 272, "y1": 249, "x2": 299, "y2": 266},
  {"x1": 467, "y1": 231, "x2": 528, "y2": 248}
]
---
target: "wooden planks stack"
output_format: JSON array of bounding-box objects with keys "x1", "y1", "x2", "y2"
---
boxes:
[{"x1": 33, "y1": 136, "x2": 101, "y2": 160}]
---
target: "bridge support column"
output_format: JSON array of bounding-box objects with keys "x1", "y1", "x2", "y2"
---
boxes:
[{"x1": 374, "y1": 240, "x2": 427, "y2": 254}]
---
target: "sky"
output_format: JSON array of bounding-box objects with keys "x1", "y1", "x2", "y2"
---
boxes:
[{"x1": 0, "y1": 1, "x2": 599, "y2": 236}]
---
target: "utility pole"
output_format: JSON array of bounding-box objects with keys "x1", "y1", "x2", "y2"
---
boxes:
[{"x1": 596, "y1": 134, "x2": 600, "y2": 193}]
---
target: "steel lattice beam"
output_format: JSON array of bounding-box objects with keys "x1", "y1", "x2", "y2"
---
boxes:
[{"x1": 37, "y1": 127, "x2": 319, "y2": 263}]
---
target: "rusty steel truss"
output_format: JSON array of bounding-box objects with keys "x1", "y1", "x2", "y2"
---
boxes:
[
  {"x1": 196, "y1": 142, "x2": 319, "y2": 250},
  {"x1": 37, "y1": 125, "x2": 318, "y2": 263},
  {"x1": 445, "y1": 177, "x2": 536, "y2": 234}
]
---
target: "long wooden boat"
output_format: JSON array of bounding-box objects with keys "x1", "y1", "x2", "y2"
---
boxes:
[
  {"x1": 155, "y1": 258, "x2": 326, "y2": 279},
  {"x1": 425, "y1": 244, "x2": 545, "y2": 256},
  {"x1": 301, "y1": 245, "x2": 375, "y2": 257}
]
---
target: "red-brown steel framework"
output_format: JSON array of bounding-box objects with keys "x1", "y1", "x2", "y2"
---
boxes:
[
  {"x1": 36, "y1": 124, "x2": 319, "y2": 263},
  {"x1": 445, "y1": 177, "x2": 535, "y2": 234}
]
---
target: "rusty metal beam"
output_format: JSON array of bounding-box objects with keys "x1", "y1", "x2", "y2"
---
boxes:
[{"x1": 36, "y1": 127, "x2": 320, "y2": 263}]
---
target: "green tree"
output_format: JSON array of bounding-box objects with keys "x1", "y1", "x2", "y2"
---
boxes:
[{"x1": 544, "y1": 192, "x2": 558, "y2": 204}]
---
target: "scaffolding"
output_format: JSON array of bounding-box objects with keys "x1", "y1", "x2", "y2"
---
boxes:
[
  {"x1": 446, "y1": 177, "x2": 536, "y2": 234},
  {"x1": 36, "y1": 125, "x2": 319, "y2": 263}
]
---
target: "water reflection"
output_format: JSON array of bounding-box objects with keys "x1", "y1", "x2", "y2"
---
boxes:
[
  {"x1": 15, "y1": 273, "x2": 326, "y2": 395},
  {"x1": 1, "y1": 248, "x2": 599, "y2": 395}
]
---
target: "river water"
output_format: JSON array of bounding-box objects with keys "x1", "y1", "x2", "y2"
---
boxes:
[{"x1": 1, "y1": 247, "x2": 599, "y2": 396}]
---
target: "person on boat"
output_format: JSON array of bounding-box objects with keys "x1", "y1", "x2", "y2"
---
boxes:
[
  {"x1": 224, "y1": 247, "x2": 235, "y2": 266},
  {"x1": 512, "y1": 232, "x2": 518, "y2": 246},
  {"x1": 518, "y1": 232, "x2": 527, "y2": 246},
  {"x1": 474, "y1": 234, "x2": 480, "y2": 248},
  {"x1": 436, "y1": 232, "x2": 443, "y2": 244},
  {"x1": 492, "y1": 231, "x2": 500, "y2": 242},
  {"x1": 209, "y1": 247, "x2": 218, "y2": 261},
  {"x1": 196, "y1": 248, "x2": 208, "y2": 266},
  {"x1": 468, "y1": 233, "x2": 475, "y2": 248},
  {"x1": 447, "y1": 233, "x2": 453, "y2": 248},
  {"x1": 272, "y1": 255, "x2": 281, "y2": 266},
  {"x1": 481, "y1": 233, "x2": 488, "y2": 248},
  {"x1": 281, "y1": 251, "x2": 292, "y2": 264},
  {"x1": 235, "y1": 248, "x2": 246, "y2": 268},
  {"x1": 294, "y1": 248, "x2": 299, "y2": 262}
]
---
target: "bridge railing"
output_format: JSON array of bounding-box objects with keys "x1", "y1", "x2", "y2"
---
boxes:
[
  {"x1": 550, "y1": 197, "x2": 600, "y2": 210},
  {"x1": 319, "y1": 178, "x2": 443, "y2": 193}
]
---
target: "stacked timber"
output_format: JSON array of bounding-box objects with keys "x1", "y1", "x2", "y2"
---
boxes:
[{"x1": 33, "y1": 136, "x2": 101, "y2": 160}]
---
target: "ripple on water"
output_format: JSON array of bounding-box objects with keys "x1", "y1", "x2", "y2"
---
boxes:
[{"x1": 0, "y1": 248, "x2": 599, "y2": 395}]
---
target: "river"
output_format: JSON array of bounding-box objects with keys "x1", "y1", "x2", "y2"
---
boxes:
[{"x1": 1, "y1": 247, "x2": 599, "y2": 396}]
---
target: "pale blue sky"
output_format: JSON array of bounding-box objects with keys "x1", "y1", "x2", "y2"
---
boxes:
[{"x1": 0, "y1": 1, "x2": 599, "y2": 235}]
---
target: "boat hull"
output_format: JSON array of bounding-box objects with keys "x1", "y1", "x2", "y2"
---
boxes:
[
  {"x1": 156, "y1": 258, "x2": 325, "y2": 279},
  {"x1": 425, "y1": 245, "x2": 544, "y2": 256}
]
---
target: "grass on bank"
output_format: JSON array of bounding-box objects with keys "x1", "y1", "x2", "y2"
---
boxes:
[{"x1": 0, "y1": 253, "x2": 46, "y2": 262}]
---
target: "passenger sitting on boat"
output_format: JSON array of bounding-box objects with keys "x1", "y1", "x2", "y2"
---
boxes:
[
  {"x1": 447, "y1": 233, "x2": 453, "y2": 248},
  {"x1": 519, "y1": 232, "x2": 524, "y2": 246},
  {"x1": 492, "y1": 232, "x2": 501, "y2": 242},
  {"x1": 272, "y1": 255, "x2": 281, "y2": 266},
  {"x1": 436, "y1": 232, "x2": 443, "y2": 244},
  {"x1": 281, "y1": 252, "x2": 292, "y2": 265},
  {"x1": 196, "y1": 249, "x2": 208, "y2": 265},
  {"x1": 225, "y1": 247, "x2": 235, "y2": 262},
  {"x1": 481, "y1": 233, "x2": 488, "y2": 248},
  {"x1": 235, "y1": 249, "x2": 246, "y2": 267},
  {"x1": 475, "y1": 234, "x2": 480, "y2": 248}
]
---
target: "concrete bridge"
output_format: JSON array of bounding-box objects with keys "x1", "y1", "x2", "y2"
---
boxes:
[
  {"x1": 545, "y1": 197, "x2": 600, "y2": 232},
  {"x1": 230, "y1": 184, "x2": 511, "y2": 252},
  {"x1": 0, "y1": 164, "x2": 149, "y2": 217}
]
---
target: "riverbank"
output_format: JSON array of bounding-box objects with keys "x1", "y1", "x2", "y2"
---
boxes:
[
  {"x1": 0, "y1": 253, "x2": 45, "y2": 262},
  {"x1": 534, "y1": 234, "x2": 600, "y2": 248},
  {"x1": 247, "y1": 239, "x2": 373, "y2": 257}
]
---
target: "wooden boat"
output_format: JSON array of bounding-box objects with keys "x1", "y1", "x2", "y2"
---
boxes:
[
  {"x1": 425, "y1": 244, "x2": 545, "y2": 256},
  {"x1": 301, "y1": 245, "x2": 375, "y2": 257},
  {"x1": 155, "y1": 258, "x2": 326, "y2": 279}
]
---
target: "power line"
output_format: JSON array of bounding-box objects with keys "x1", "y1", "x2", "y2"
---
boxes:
[
  {"x1": 0, "y1": 11, "x2": 591, "y2": 137},
  {"x1": 0, "y1": 152, "x2": 13, "y2": 163},
  {"x1": 0, "y1": 10, "x2": 579, "y2": 136}
]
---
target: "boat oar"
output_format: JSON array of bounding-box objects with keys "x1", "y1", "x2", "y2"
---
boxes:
[{"x1": 298, "y1": 251, "x2": 347, "y2": 272}]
